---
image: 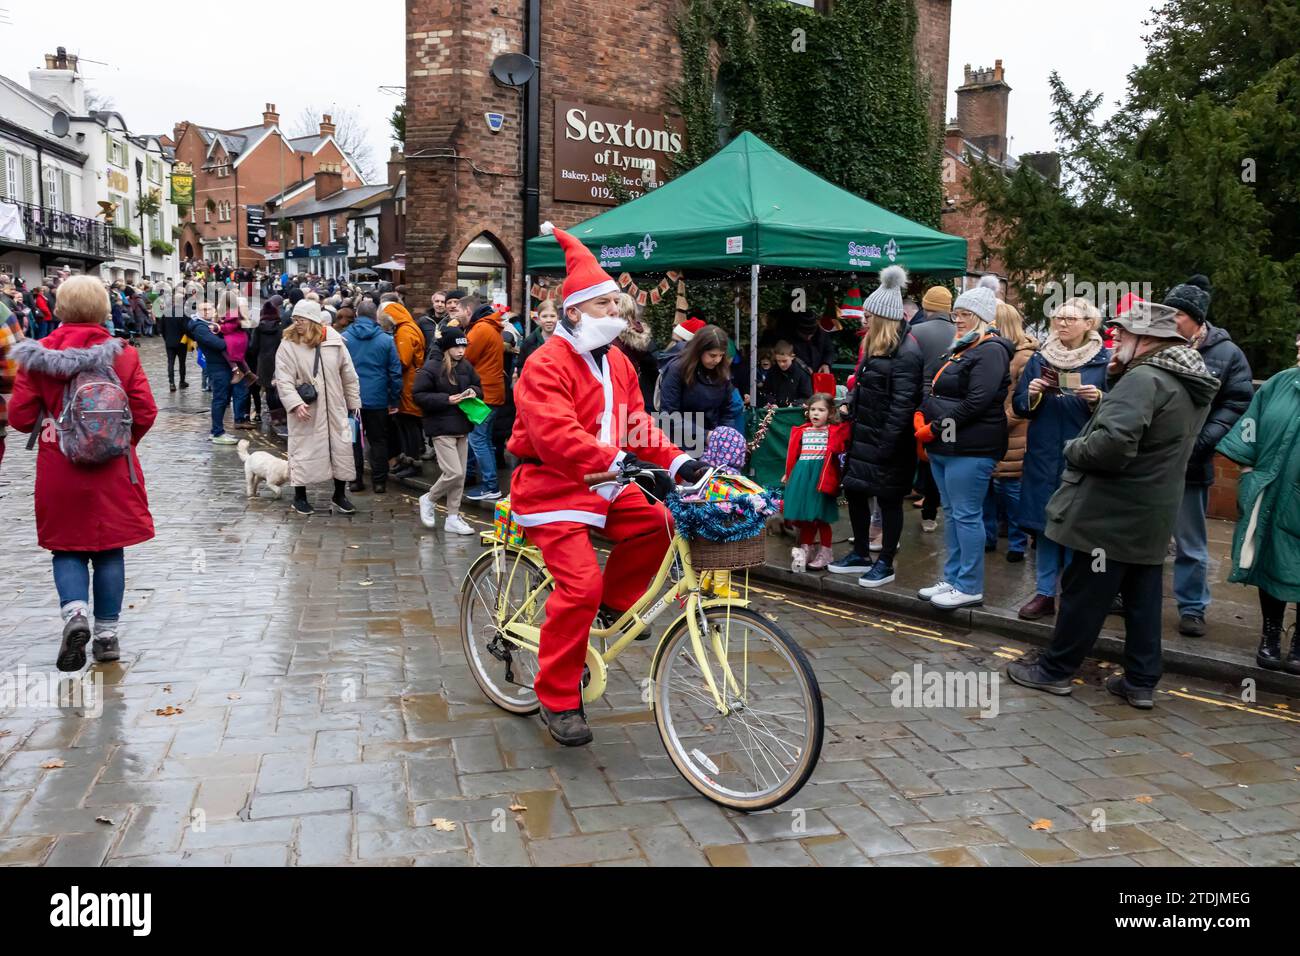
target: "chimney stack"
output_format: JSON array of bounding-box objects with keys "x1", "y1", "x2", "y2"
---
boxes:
[
  {"x1": 387, "y1": 148, "x2": 405, "y2": 186},
  {"x1": 314, "y1": 163, "x2": 343, "y2": 201},
  {"x1": 263, "y1": 103, "x2": 279, "y2": 128},
  {"x1": 956, "y1": 60, "x2": 1012, "y2": 164},
  {"x1": 30, "y1": 46, "x2": 86, "y2": 115},
  {"x1": 319, "y1": 114, "x2": 336, "y2": 138}
]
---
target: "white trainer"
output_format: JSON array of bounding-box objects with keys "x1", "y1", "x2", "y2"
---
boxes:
[
  {"x1": 917, "y1": 580, "x2": 955, "y2": 601},
  {"x1": 418, "y1": 492, "x2": 438, "y2": 529},
  {"x1": 445, "y1": 513, "x2": 476, "y2": 535},
  {"x1": 930, "y1": 588, "x2": 983, "y2": 609}
]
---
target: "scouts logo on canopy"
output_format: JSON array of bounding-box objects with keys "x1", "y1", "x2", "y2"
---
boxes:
[
  {"x1": 885, "y1": 238, "x2": 899, "y2": 262},
  {"x1": 638, "y1": 233, "x2": 657, "y2": 260}
]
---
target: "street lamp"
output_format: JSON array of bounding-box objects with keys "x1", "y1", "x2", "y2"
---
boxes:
[{"x1": 134, "y1": 156, "x2": 146, "y2": 281}]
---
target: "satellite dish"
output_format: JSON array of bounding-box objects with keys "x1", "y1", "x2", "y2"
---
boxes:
[
  {"x1": 490, "y1": 53, "x2": 537, "y2": 88},
  {"x1": 51, "y1": 111, "x2": 70, "y2": 137}
]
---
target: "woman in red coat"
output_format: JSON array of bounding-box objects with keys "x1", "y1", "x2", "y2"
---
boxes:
[{"x1": 9, "y1": 276, "x2": 157, "y2": 671}]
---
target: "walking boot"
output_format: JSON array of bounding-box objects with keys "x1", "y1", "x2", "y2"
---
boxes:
[
  {"x1": 540, "y1": 704, "x2": 593, "y2": 746},
  {"x1": 1284, "y1": 626, "x2": 1300, "y2": 676},
  {"x1": 349, "y1": 479, "x2": 366, "y2": 494},
  {"x1": 56, "y1": 601, "x2": 91, "y2": 672},
  {"x1": 1257, "y1": 621, "x2": 1284, "y2": 671},
  {"x1": 92, "y1": 621, "x2": 121, "y2": 663}
]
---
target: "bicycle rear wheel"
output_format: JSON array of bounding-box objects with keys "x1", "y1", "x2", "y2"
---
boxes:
[
  {"x1": 652, "y1": 605, "x2": 823, "y2": 811},
  {"x1": 460, "y1": 548, "x2": 551, "y2": 715}
]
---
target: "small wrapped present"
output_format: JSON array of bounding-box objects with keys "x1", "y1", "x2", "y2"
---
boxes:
[
  {"x1": 493, "y1": 498, "x2": 526, "y2": 546},
  {"x1": 703, "y1": 474, "x2": 765, "y2": 502}
]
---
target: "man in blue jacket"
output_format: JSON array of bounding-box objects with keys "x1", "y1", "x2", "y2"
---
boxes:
[
  {"x1": 188, "y1": 302, "x2": 248, "y2": 445},
  {"x1": 343, "y1": 299, "x2": 402, "y2": 494}
]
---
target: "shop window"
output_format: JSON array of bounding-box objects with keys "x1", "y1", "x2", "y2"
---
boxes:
[{"x1": 456, "y1": 233, "x2": 510, "y2": 309}]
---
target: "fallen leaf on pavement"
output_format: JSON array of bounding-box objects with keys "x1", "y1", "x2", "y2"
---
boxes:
[
  {"x1": 1276, "y1": 703, "x2": 1290, "y2": 711},
  {"x1": 1030, "y1": 819, "x2": 1053, "y2": 831},
  {"x1": 40, "y1": 759, "x2": 65, "y2": 769},
  {"x1": 154, "y1": 706, "x2": 184, "y2": 717},
  {"x1": 1071, "y1": 679, "x2": 1085, "y2": 685},
  {"x1": 359, "y1": 580, "x2": 373, "y2": 587},
  {"x1": 1135, "y1": 795, "x2": 1153, "y2": 804},
  {"x1": 508, "y1": 802, "x2": 527, "y2": 812},
  {"x1": 227, "y1": 693, "x2": 241, "y2": 701},
  {"x1": 348, "y1": 545, "x2": 360, "y2": 549},
  {"x1": 162, "y1": 685, "x2": 172, "y2": 693},
  {"x1": 428, "y1": 818, "x2": 457, "y2": 831},
  {"x1": 95, "y1": 816, "x2": 114, "y2": 825},
  {"x1": 0, "y1": 730, "x2": 12, "y2": 738},
  {"x1": 1180, "y1": 752, "x2": 1194, "y2": 758}
]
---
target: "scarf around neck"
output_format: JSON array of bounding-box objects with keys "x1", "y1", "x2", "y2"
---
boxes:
[{"x1": 1039, "y1": 330, "x2": 1103, "y2": 370}]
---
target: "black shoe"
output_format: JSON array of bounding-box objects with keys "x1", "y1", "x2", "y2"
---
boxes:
[
  {"x1": 539, "y1": 704, "x2": 593, "y2": 746},
  {"x1": 1006, "y1": 658, "x2": 1073, "y2": 696},
  {"x1": 1178, "y1": 614, "x2": 1207, "y2": 638},
  {"x1": 1257, "y1": 621, "x2": 1284, "y2": 671},
  {"x1": 349, "y1": 479, "x2": 365, "y2": 493},
  {"x1": 292, "y1": 498, "x2": 314, "y2": 516},
  {"x1": 169, "y1": 383, "x2": 176, "y2": 392},
  {"x1": 332, "y1": 496, "x2": 356, "y2": 515},
  {"x1": 57, "y1": 612, "x2": 91, "y2": 672},
  {"x1": 985, "y1": 541, "x2": 997, "y2": 553},
  {"x1": 1105, "y1": 673, "x2": 1155, "y2": 710},
  {"x1": 92, "y1": 636, "x2": 120, "y2": 663},
  {"x1": 1006, "y1": 550, "x2": 1025, "y2": 564},
  {"x1": 252, "y1": 415, "x2": 263, "y2": 425},
  {"x1": 1108, "y1": 594, "x2": 1125, "y2": 616},
  {"x1": 179, "y1": 381, "x2": 189, "y2": 389},
  {"x1": 391, "y1": 464, "x2": 419, "y2": 479},
  {"x1": 373, "y1": 480, "x2": 386, "y2": 495}
]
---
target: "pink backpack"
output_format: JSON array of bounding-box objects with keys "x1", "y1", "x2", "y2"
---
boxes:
[{"x1": 27, "y1": 363, "x2": 138, "y2": 482}]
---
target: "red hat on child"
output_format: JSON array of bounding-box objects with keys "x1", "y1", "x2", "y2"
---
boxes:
[{"x1": 540, "y1": 221, "x2": 620, "y2": 311}]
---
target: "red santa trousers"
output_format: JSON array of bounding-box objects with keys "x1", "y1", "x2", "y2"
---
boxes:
[{"x1": 524, "y1": 487, "x2": 674, "y2": 711}]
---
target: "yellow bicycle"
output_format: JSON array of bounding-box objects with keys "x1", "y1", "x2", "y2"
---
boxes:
[{"x1": 459, "y1": 465, "x2": 824, "y2": 811}]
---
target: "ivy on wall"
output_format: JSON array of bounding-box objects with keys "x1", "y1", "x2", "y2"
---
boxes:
[
  {"x1": 672, "y1": 0, "x2": 942, "y2": 227},
  {"x1": 627, "y1": 0, "x2": 945, "y2": 355}
]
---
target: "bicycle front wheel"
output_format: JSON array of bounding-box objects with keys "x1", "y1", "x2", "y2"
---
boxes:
[
  {"x1": 460, "y1": 548, "x2": 551, "y2": 715},
  {"x1": 652, "y1": 605, "x2": 823, "y2": 811}
]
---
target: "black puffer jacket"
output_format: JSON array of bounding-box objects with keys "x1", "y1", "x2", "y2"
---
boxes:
[
  {"x1": 920, "y1": 333, "x2": 1012, "y2": 459},
  {"x1": 757, "y1": 362, "x2": 813, "y2": 407},
  {"x1": 1186, "y1": 322, "x2": 1253, "y2": 486},
  {"x1": 843, "y1": 331, "x2": 924, "y2": 497},
  {"x1": 249, "y1": 316, "x2": 283, "y2": 385},
  {"x1": 412, "y1": 354, "x2": 483, "y2": 438}
]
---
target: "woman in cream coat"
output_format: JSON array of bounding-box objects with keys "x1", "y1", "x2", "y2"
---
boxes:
[{"x1": 275, "y1": 299, "x2": 362, "y2": 515}]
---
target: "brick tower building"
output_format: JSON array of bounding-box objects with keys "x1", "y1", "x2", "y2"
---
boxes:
[{"x1": 405, "y1": 0, "x2": 954, "y2": 309}]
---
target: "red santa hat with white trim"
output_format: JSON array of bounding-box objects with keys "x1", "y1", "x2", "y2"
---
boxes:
[{"x1": 540, "y1": 221, "x2": 620, "y2": 311}]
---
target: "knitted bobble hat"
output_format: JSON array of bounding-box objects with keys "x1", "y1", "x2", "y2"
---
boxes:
[{"x1": 861, "y1": 265, "x2": 908, "y2": 321}]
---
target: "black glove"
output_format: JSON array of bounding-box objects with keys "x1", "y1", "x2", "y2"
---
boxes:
[
  {"x1": 617, "y1": 453, "x2": 645, "y2": 477},
  {"x1": 676, "y1": 458, "x2": 709, "y2": 484}
]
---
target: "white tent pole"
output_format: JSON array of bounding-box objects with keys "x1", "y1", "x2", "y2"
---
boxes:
[{"x1": 749, "y1": 264, "x2": 760, "y2": 408}]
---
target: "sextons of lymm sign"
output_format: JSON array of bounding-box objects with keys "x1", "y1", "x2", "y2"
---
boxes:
[{"x1": 554, "y1": 101, "x2": 684, "y2": 206}]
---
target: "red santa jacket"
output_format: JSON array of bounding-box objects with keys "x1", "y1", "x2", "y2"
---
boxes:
[
  {"x1": 784, "y1": 421, "x2": 850, "y2": 497},
  {"x1": 507, "y1": 326, "x2": 689, "y2": 528}
]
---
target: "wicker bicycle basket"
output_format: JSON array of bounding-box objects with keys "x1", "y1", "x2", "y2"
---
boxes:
[{"x1": 688, "y1": 532, "x2": 766, "y2": 571}]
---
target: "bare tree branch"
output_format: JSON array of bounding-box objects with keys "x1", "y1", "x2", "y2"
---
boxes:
[{"x1": 289, "y1": 105, "x2": 379, "y2": 184}]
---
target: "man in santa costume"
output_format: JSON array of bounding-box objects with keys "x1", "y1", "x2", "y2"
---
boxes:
[{"x1": 509, "y1": 222, "x2": 708, "y2": 746}]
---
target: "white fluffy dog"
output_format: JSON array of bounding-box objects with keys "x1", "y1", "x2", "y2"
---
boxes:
[{"x1": 238, "y1": 439, "x2": 291, "y2": 498}]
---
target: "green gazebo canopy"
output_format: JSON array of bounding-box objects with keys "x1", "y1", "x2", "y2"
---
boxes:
[{"x1": 526, "y1": 131, "x2": 967, "y2": 277}]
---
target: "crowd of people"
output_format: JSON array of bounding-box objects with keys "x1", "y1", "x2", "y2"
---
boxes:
[{"x1": 1, "y1": 252, "x2": 1297, "y2": 708}]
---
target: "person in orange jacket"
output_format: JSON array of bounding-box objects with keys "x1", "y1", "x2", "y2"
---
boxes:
[
  {"x1": 382, "y1": 297, "x2": 426, "y2": 478},
  {"x1": 507, "y1": 222, "x2": 708, "y2": 746}
]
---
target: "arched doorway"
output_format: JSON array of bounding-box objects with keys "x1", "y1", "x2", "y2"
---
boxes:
[
  {"x1": 184, "y1": 241, "x2": 194, "y2": 260},
  {"x1": 456, "y1": 233, "x2": 510, "y2": 310}
]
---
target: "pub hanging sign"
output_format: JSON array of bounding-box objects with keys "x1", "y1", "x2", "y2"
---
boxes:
[{"x1": 170, "y1": 162, "x2": 194, "y2": 206}]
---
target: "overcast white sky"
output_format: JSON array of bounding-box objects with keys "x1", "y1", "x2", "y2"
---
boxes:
[
  {"x1": 947, "y1": 0, "x2": 1155, "y2": 156},
  {"x1": 2, "y1": 0, "x2": 1152, "y2": 172},
  {"x1": 1, "y1": 0, "x2": 405, "y2": 178}
]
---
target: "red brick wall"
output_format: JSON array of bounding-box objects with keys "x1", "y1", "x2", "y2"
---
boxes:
[
  {"x1": 407, "y1": 0, "x2": 953, "y2": 305},
  {"x1": 1209, "y1": 455, "x2": 1242, "y2": 521}
]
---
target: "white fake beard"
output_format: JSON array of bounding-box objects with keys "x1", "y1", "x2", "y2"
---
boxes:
[{"x1": 567, "y1": 312, "x2": 627, "y2": 352}]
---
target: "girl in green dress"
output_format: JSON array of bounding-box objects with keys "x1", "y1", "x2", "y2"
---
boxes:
[{"x1": 782, "y1": 393, "x2": 849, "y2": 572}]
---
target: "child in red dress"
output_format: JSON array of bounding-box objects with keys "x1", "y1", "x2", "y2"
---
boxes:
[{"x1": 782, "y1": 393, "x2": 849, "y2": 572}]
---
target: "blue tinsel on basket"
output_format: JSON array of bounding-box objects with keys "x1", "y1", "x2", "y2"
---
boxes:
[{"x1": 667, "y1": 489, "x2": 783, "y2": 543}]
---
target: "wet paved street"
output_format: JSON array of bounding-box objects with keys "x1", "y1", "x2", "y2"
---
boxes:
[{"x1": 2, "y1": 339, "x2": 1300, "y2": 867}]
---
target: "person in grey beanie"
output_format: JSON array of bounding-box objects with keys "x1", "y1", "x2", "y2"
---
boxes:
[
  {"x1": 829, "y1": 265, "x2": 924, "y2": 587},
  {"x1": 1163, "y1": 275, "x2": 1254, "y2": 638},
  {"x1": 913, "y1": 283, "x2": 1011, "y2": 609}
]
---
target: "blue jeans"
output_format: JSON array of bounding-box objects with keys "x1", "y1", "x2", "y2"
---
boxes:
[
  {"x1": 1173, "y1": 484, "x2": 1210, "y2": 616},
  {"x1": 1035, "y1": 536, "x2": 1072, "y2": 598},
  {"x1": 52, "y1": 549, "x2": 125, "y2": 622},
  {"x1": 983, "y1": 478, "x2": 1027, "y2": 552},
  {"x1": 466, "y1": 407, "x2": 499, "y2": 491},
  {"x1": 208, "y1": 363, "x2": 249, "y2": 437},
  {"x1": 929, "y1": 453, "x2": 997, "y2": 595}
]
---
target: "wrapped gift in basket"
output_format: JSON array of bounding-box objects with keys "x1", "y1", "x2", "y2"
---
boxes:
[{"x1": 667, "y1": 472, "x2": 783, "y2": 571}]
